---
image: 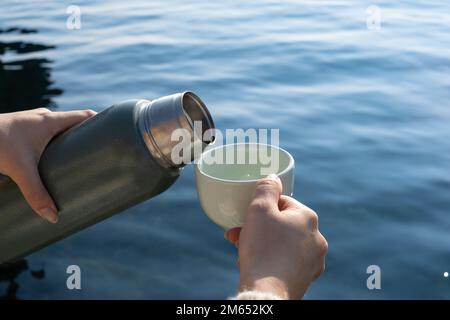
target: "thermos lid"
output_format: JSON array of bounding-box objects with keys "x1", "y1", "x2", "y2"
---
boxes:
[{"x1": 139, "y1": 92, "x2": 215, "y2": 168}]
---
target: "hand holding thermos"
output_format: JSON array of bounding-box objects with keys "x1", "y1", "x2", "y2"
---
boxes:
[{"x1": 0, "y1": 108, "x2": 96, "y2": 223}]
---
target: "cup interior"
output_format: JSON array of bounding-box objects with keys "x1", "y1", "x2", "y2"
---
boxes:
[{"x1": 198, "y1": 143, "x2": 293, "y2": 182}]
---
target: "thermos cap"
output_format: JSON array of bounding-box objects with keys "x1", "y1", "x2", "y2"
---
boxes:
[{"x1": 138, "y1": 92, "x2": 215, "y2": 168}]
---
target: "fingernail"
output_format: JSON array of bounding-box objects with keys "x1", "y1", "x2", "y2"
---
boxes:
[
  {"x1": 266, "y1": 174, "x2": 279, "y2": 181},
  {"x1": 39, "y1": 207, "x2": 58, "y2": 223}
]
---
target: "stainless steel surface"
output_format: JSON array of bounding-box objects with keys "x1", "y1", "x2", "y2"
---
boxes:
[
  {"x1": 138, "y1": 92, "x2": 215, "y2": 168},
  {"x1": 0, "y1": 92, "x2": 215, "y2": 263}
]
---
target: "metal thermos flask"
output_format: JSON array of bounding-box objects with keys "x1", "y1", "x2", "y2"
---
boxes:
[{"x1": 0, "y1": 92, "x2": 215, "y2": 264}]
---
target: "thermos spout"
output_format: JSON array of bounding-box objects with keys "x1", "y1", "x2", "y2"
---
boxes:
[{"x1": 138, "y1": 92, "x2": 215, "y2": 168}]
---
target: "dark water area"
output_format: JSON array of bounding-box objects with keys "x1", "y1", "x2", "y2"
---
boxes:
[
  {"x1": 0, "y1": 27, "x2": 62, "y2": 112},
  {"x1": 0, "y1": 26, "x2": 56, "y2": 299},
  {"x1": 0, "y1": 1, "x2": 449, "y2": 299}
]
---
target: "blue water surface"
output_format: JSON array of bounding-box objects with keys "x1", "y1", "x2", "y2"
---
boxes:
[{"x1": 1, "y1": 0, "x2": 449, "y2": 299}]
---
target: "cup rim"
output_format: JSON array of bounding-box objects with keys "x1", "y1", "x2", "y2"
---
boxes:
[{"x1": 196, "y1": 142, "x2": 295, "y2": 183}]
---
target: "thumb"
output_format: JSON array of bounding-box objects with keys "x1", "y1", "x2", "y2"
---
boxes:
[
  {"x1": 249, "y1": 174, "x2": 282, "y2": 213},
  {"x1": 47, "y1": 110, "x2": 96, "y2": 135},
  {"x1": 11, "y1": 160, "x2": 58, "y2": 223}
]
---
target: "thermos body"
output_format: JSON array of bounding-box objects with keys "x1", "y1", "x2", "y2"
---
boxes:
[{"x1": 0, "y1": 92, "x2": 214, "y2": 264}]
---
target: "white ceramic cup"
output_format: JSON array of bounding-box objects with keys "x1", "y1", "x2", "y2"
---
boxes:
[{"x1": 195, "y1": 143, "x2": 295, "y2": 229}]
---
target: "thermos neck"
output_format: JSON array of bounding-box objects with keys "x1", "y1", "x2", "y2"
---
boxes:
[{"x1": 138, "y1": 92, "x2": 215, "y2": 169}]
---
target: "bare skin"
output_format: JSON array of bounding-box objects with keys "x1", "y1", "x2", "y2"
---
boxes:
[
  {"x1": 0, "y1": 108, "x2": 326, "y2": 299},
  {"x1": 225, "y1": 175, "x2": 328, "y2": 299},
  {"x1": 0, "y1": 108, "x2": 96, "y2": 223}
]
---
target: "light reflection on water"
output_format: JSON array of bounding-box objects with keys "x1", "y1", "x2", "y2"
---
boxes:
[{"x1": 0, "y1": 0, "x2": 449, "y2": 299}]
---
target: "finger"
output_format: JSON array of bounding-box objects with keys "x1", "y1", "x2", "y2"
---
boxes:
[
  {"x1": 11, "y1": 160, "x2": 58, "y2": 223},
  {"x1": 34, "y1": 107, "x2": 51, "y2": 115},
  {"x1": 47, "y1": 110, "x2": 96, "y2": 135},
  {"x1": 279, "y1": 195, "x2": 319, "y2": 230},
  {"x1": 249, "y1": 174, "x2": 282, "y2": 213},
  {"x1": 224, "y1": 227, "x2": 241, "y2": 245},
  {"x1": 278, "y1": 195, "x2": 306, "y2": 211},
  {"x1": 313, "y1": 246, "x2": 327, "y2": 280}
]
